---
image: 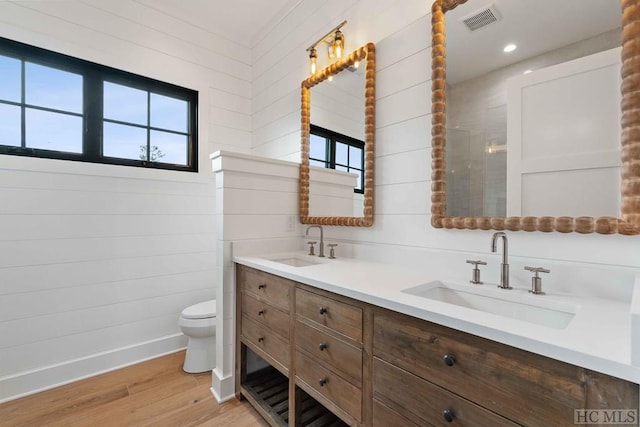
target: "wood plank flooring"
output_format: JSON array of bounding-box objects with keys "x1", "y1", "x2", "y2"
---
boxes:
[{"x1": 0, "y1": 351, "x2": 269, "y2": 427}]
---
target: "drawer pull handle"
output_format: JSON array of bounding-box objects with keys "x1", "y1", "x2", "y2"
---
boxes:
[
  {"x1": 319, "y1": 378, "x2": 328, "y2": 387},
  {"x1": 319, "y1": 307, "x2": 328, "y2": 315},
  {"x1": 443, "y1": 354, "x2": 456, "y2": 366},
  {"x1": 258, "y1": 337, "x2": 264, "y2": 343},
  {"x1": 443, "y1": 409, "x2": 454, "y2": 422},
  {"x1": 258, "y1": 310, "x2": 265, "y2": 316},
  {"x1": 258, "y1": 284, "x2": 266, "y2": 290},
  {"x1": 319, "y1": 343, "x2": 328, "y2": 351}
]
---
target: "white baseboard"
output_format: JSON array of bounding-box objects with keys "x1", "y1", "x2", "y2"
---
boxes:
[
  {"x1": 0, "y1": 334, "x2": 187, "y2": 404},
  {"x1": 211, "y1": 367, "x2": 235, "y2": 403}
]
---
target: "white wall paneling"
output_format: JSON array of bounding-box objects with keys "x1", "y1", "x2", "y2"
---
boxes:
[
  {"x1": 211, "y1": 151, "x2": 300, "y2": 401},
  {"x1": 0, "y1": 0, "x2": 241, "y2": 402}
]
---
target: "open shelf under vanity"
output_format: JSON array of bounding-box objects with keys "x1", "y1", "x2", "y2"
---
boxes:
[{"x1": 242, "y1": 366, "x2": 347, "y2": 427}]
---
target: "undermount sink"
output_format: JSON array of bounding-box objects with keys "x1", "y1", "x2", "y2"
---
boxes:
[
  {"x1": 402, "y1": 282, "x2": 578, "y2": 329},
  {"x1": 268, "y1": 255, "x2": 328, "y2": 268}
]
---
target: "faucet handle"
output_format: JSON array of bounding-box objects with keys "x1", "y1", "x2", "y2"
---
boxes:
[
  {"x1": 328, "y1": 243, "x2": 338, "y2": 259},
  {"x1": 307, "y1": 241, "x2": 317, "y2": 256},
  {"x1": 524, "y1": 266, "x2": 550, "y2": 295},
  {"x1": 466, "y1": 260, "x2": 487, "y2": 284}
]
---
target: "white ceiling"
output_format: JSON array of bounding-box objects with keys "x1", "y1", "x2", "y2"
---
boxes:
[
  {"x1": 446, "y1": 0, "x2": 621, "y2": 84},
  {"x1": 134, "y1": 0, "x2": 299, "y2": 48}
]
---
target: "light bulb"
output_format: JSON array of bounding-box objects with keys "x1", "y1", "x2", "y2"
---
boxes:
[
  {"x1": 327, "y1": 42, "x2": 335, "y2": 59},
  {"x1": 309, "y1": 48, "x2": 318, "y2": 75},
  {"x1": 334, "y1": 30, "x2": 344, "y2": 58}
]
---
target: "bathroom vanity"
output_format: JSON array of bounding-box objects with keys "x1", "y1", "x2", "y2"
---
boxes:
[{"x1": 234, "y1": 256, "x2": 640, "y2": 426}]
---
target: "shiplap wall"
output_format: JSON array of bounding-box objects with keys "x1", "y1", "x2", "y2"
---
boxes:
[
  {"x1": 251, "y1": 0, "x2": 640, "y2": 276},
  {"x1": 211, "y1": 151, "x2": 301, "y2": 401},
  {"x1": 0, "y1": 0, "x2": 250, "y2": 402}
]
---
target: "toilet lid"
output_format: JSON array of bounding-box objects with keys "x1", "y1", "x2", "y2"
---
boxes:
[{"x1": 182, "y1": 300, "x2": 217, "y2": 319}]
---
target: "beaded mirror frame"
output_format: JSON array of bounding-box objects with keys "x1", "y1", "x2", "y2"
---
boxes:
[
  {"x1": 430, "y1": 0, "x2": 640, "y2": 234},
  {"x1": 300, "y1": 43, "x2": 376, "y2": 227}
]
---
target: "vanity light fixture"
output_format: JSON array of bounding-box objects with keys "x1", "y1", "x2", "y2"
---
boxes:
[
  {"x1": 503, "y1": 43, "x2": 517, "y2": 53},
  {"x1": 306, "y1": 20, "x2": 347, "y2": 75}
]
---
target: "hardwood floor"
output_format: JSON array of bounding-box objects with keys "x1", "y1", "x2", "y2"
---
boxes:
[{"x1": 0, "y1": 351, "x2": 269, "y2": 427}]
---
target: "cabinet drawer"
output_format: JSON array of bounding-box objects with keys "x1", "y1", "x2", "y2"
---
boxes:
[
  {"x1": 296, "y1": 288, "x2": 362, "y2": 343},
  {"x1": 373, "y1": 310, "x2": 639, "y2": 426},
  {"x1": 373, "y1": 399, "x2": 420, "y2": 427},
  {"x1": 241, "y1": 292, "x2": 289, "y2": 339},
  {"x1": 237, "y1": 265, "x2": 291, "y2": 311},
  {"x1": 373, "y1": 357, "x2": 518, "y2": 427},
  {"x1": 296, "y1": 320, "x2": 362, "y2": 387},
  {"x1": 241, "y1": 315, "x2": 289, "y2": 369},
  {"x1": 295, "y1": 350, "x2": 362, "y2": 422}
]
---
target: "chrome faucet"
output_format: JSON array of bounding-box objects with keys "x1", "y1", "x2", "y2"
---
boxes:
[
  {"x1": 491, "y1": 232, "x2": 512, "y2": 289},
  {"x1": 305, "y1": 225, "x2": 325, "y2": 257}
]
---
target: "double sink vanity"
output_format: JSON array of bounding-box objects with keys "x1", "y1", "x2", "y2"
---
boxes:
[
  {"x1": 228, "y1": 0, "x2": 640, "y2": 424},
  {"x1": 233, "y1": 236, "x2": 640, "y2": 426}
]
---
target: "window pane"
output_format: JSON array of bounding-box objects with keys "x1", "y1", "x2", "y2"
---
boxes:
[
  {"x1": 310, "y1": 134, "x2": 328, "y2": 160},
  {"x1": 349, "y1": 145, "x2": 363, "y2": 168},
  {"x1": 0, "y1": 55, "x2": 21, "y2": 102},
  {"x1": 104, "y1": 82, "x2": 147, "y2": 125},
  {"x1": 150, "y1": 130, "x2": 187, "y2": 165},
  {"x1": 310, "y1": 159, "x2": 327, "y2": 168},
  {"x1": 25, "y1": 63, "x2": 82, "y2": 113},
  {"x1": 26, "y1": 109, "x2": 82, "y2": 153},
  {"x1": 336, "y1": 142, "x2": 348, "y2": 166},
  {"x1": 336, "y1": 164, "x2": 348, "y2": 173},
  {"x1": 0, "y1": 104, "x2": 21, "y2": 146},
  {"x1": 103, "y1": 122, "x2": 147, "y2": 160},
  {"x1": 150, "y1": 93, "x2": 187, "y2": 132}
]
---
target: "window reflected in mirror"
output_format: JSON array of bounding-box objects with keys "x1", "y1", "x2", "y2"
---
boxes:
[
  {"x1": 300, "y1": 43, "x2": 375, "y2": 227},
  {"x1": 309, "y1": 125, "x2": 364, "y2": 193}
]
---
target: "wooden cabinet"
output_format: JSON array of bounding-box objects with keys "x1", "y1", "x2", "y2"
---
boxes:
[
  {"x1": 242, "y1": 292, "x2": 290, "y2": 339},
  {"x1": 373, "y1": 357, "x2": 518, "y2": 426},
  {"x1": 237, "y1": 265, "x2": 292, "y2": 311},
  {"x1": 296, "y1": 288, "x2": 363, "y2": 342},
  {"x1": 294, "y1": 286, "x2": 366, "y2": 425},
  {"x1": 372, "y1": 307, "x2": 639, "y2": 427},
  {"x1": 295, "y1": 320, "x2": 362, "y2": 386},
  {"x1": 295, "y1": 349, "x2": 362, "y2": 421},
  {"x1": 236, "y1": 265, "x2": 351, "y2": 427},
  {"x1": 236, "y1": 265, "x2": 293, "y2": 376},
  {"x1": 236, "y1": 264, "x2": 640, "y2": 427}
]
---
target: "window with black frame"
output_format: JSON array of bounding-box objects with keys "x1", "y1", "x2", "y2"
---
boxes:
[
  {"x1": 308, "y1": 124, "x2": 364, "y2": 194},
  {"x1": 0, "y1": 37, "x2": 198, "y2": 172}
]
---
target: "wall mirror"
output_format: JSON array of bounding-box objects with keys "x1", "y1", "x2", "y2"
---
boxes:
[
  {"x1": 431, "y1": 0, "x2": 640, "y2": 234},
  {"x1": 300, "y1": 43, "x2": 375, "y2": 226}
]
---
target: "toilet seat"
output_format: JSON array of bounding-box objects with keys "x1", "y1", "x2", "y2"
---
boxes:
[{"x1": 181, "y1": 300, "x2": 216, "y2": 319}]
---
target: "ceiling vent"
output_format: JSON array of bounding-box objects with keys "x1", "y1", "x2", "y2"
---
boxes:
[{"x1": 459, "y1": 4, "x2": 502, "y2": 31}]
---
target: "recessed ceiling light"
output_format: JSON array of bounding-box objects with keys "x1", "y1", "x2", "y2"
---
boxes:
[
  {"x1": 503, "y1": 44, "x2": 517, "y2": 53},
  {"x1": 523, "y1": 69, "x2": 532, "y2": 74}
]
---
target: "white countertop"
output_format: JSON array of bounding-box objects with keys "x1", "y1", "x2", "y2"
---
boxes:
[{"x1": 234, "y1": 251, "x2": 640, "y2": 384}]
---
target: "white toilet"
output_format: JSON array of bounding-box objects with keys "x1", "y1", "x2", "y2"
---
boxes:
[{"x1": 178, "y1": 299, "x2": 217, "y2": 373}]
